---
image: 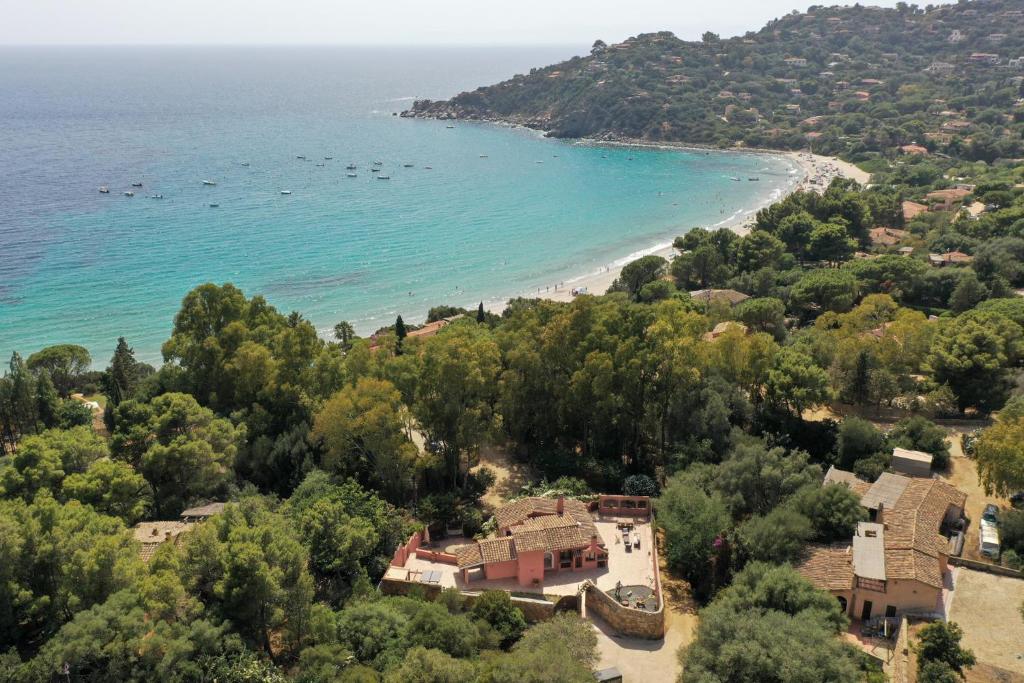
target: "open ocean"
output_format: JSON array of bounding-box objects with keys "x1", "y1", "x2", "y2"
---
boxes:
[{"x1": 0, "y1": 46, "x2": 798, "y2": 364}]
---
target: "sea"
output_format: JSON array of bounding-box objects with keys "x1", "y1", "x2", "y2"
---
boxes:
[{"x1": 0, "y1": 46, "x2": 799, "y2": 365}]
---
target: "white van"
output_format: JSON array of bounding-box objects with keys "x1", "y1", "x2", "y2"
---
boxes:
[{"x1": 980, "y1": 520, "x2": 1000, "y2": 559}]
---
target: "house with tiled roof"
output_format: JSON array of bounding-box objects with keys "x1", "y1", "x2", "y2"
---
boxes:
[
  {"x1": 453, "y1": 496, "x2": 609, "y2": 587},
  {"x1": 134, "y1": 521, "x2": 195, "y2": 562},
  {"x1": 797, "y1": 471, "x2": 966, "y2": 621}
]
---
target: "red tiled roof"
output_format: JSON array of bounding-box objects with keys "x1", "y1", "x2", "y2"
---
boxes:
[{"x1": 796, "y1": 544, "x2": 854, "y2": 591}]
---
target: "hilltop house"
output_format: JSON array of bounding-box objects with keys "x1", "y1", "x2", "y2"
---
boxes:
[
  {"x1": 798, "y1": 471, "x2": 966, "y2": 620},
  {"x1": 453, "y1": 496, "x2": 612, "y2": 586}
]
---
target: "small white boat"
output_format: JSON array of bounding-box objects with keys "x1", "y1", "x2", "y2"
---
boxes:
[
  {"x1": 346, "y1": 173, "x2": 357, "y2": 178},
  {"x1": 149, "y1": 194, "x2": 163, "y2": 199},
  {"x1": 324, "y1": 156, "x2": 333, "y2": 160},
  {"x1": 446, "y1": 125, "x2": 455, "y2": 129},
  {"x1": 370, "y1": 168, "x2": 379, "y2": 173},
  {"x1": 296, "y1": 155, "x2": 305, "y2": 160},
  {"x1": 202, "y1": 180, "x2": 217, "y2": 186},
  {"x1": 99, "y1": 186, "x2": 110, "y2": 193},
  {"x1": 316, "y1": 163, "x2": 325, "y2": 167},
  {"x1": 730, "y1": 177, "x2": 741, "y2": 182},
  {"x1": 280, "y1": 190, "x2": 292, "y2": 195},
  {"x1": 372, "y1": 161, "x2": 383, "y2": 166},
  {"x1": 424, "y1": 166, "x2": 433, "y2": 170},
  {"x1": 346, "y1": 164, "x2": 357, "y2": 170},
  {"x1": 479, "y1": 154, "x2": 488, "y2": 158},
  {"x1": 240, "y1": 162, "x2": 250, "y2": 167},
  {"x1": 377, "y1": 175, "x2": 391, "y2": 180},
  {"x1": 123, "y1": 191, "x2": 134, "y2": 197}
]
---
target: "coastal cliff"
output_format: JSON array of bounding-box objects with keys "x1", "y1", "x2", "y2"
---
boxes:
[{"x1": 404, "y1": 0, "x2": 1024, "y2": 161}]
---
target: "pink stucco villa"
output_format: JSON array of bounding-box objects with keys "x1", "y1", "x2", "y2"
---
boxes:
[{"x1": 453, "y1": 496, "x2": 611, "y2": 587}]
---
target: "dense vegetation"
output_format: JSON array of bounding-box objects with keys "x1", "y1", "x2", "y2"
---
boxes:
[{"x1": 408, "y1": 0, "x2": 1024, "y2": 161}]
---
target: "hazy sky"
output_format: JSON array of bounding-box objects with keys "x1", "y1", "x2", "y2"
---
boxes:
[{"x1": 2, "y1": 0, "x2": 917, "y2": 46}]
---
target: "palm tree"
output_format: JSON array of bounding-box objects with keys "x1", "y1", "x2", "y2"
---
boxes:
[{"x1": 333, "y1": 320, "x2": 356, "y2": 350}]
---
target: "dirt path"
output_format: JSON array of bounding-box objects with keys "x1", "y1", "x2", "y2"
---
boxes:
[{"x1": 70, "y1": 392, "x2": 108, "y2": 437}]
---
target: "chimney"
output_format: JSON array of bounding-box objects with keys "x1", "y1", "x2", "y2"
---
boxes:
[
  {"x1": 877, "y1": 502, "x2": 885, "y2": 527},
  {"x1": 557, "y1": 495, "x2": 564, "y2": 515},
  {"x1": 151, "y1": 527, "x2": 158, "y2": 536}
]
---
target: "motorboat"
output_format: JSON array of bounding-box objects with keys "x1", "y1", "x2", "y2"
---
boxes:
[
  {"x1": 99, "y1": 186, "x2": 110, "y2": 193},
  {"x1": 346, "y1": 164, "x2": 357, "y2": 170},
  {"x1": 202, "y1": 180, "x2": 217, "y2": 186},
  {"x1": 296, "y1": 155, "x2": 306, "y2": 160},
  {"x1": 280, "y1": 190, "x2": 292, "y2": 195},
  {"x1": 123, "y1": 191, "x2": 134, "y2": 197},
  {"x1": 316, "y1": 163, "x2": 325, "y2": 167},
  {"x1": 324, "y1": 156, "x2": 333, "y2": 160},
  {"x1": 131, "y1": 182, "x2": 143, "y2": 187},
  {"x1": 748, "y1": 177, "x2": 760, "y2": 181},
  {"x1": 403, "y1": 163, "x2": 413, "y2": 168},
  {"x1": 149, "y1": 194, "x2": 163, "y2": 199},
  {"x1": 346, "y1": 173, "x2": 357, "y2": 178},
  {"x1": 446, "y1": 125, "x2": 455, "y2": 129},
  {"x1": 209, "y1": 203, "x2": 219, "y2": 208},
  {"x1": 377, "y1": 175, "x2": 391, "y2": 180},
  {"x1": 240, "y1": 162, "x2": 250, "y2": 167}
]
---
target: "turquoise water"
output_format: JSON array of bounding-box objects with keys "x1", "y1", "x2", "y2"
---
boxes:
[{"x1": 0, "y1": 47, "x2": 797, "y2": 364}]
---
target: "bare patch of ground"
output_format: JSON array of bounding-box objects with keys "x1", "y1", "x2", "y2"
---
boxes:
[
  {"x1": 939, "y1": 430, "x2": 1010, "y2": 563},
  {"x1": 947, "y1": 568, "x2": 1024, "y2": 676},
  {"x1": 472, "y1": 443, "x2": 533, "y2": 511}
]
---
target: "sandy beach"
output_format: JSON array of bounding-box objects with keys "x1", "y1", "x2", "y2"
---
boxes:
[{"x1": 487, "y1": 151, "x2": 870, "y2": 309}]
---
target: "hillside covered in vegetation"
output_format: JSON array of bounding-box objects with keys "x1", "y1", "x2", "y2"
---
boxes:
[{"x1": 406, "y1": 0, "x2": 1024, "y2": 161}]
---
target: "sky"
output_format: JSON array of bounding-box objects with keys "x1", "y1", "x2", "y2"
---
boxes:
[{"x1": 2, "y1": 0, "x2": 917, "y2": 46}]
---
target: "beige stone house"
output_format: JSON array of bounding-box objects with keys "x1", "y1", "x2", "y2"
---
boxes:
[{"x1": 798, "y1": 472, "x2": 966, "y2": 620}]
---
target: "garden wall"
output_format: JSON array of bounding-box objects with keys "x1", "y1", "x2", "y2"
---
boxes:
[{"x1": 584, "y1": 583, "x2": 665, "y2": 639}]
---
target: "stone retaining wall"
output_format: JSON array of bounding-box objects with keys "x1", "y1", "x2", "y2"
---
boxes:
[
  {"x1": 378, "y1": 578, "x2": 557, "y2": 622},
  {"x1": 950, "y1": 556, "x2": 1023, "y2": 578},
  {"x1": 584, "y1": 583, "x2": 665, "y2": 639}
]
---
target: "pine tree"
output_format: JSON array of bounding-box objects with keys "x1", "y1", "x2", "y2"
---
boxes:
[
  {"x1": 105, "y1": 337, "x2": 140, "y2": 407},
  {"x1": 8, "y1": 352, "x2": 38, "y2": 438},
  {"x1": 395, "y1": 315, "x2": 407, "y2": 355},
  {"x1": 36, "y1": 370, "x2": 60, "y2": 429},
  {"x1": 476, "y1": 302, "x2": 485, "y2": 324}
]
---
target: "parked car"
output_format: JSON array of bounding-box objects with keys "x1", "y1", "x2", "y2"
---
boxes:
[{"x1": 982, "y1": 503, "x2": 999, "y2": 525}]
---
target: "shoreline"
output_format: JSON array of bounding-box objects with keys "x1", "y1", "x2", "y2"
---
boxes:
[{"x1": 484, "y1": 146, "x2": 870, "y2": 311}]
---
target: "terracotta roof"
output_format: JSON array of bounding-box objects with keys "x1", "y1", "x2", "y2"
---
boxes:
[
  {"x1": 479, "y1": 537, "x2": 516, "y2": 564},
  {"x1": 133, "y1": 521, "x2": 194, "y2": 562},
  {"x1": 494, "y1": 496, "x2": 598, "y2": 539},
  {"x1": 454, "y1": 543, "x2": 484, "y2": 568},
  {"x1": 883, "y1": 478, "x2": 966, "y2": 588},
  {"x1": 796, "y1": 544, "x2": 854, "y2": 591},
  {"x1": 902, "y1": 201, "x2": 928, "y2": 221}
]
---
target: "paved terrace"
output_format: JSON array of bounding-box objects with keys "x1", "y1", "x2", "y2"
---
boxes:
[{"x1": 384, "y1": 519, "x2": 657, "y2": 598}]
